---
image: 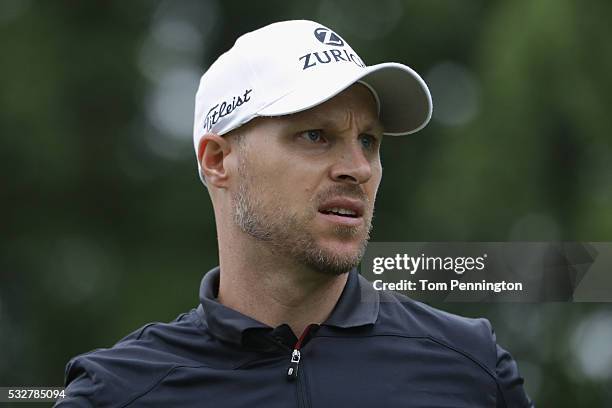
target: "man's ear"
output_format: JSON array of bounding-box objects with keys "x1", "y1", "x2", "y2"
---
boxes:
[{"x1": 198, "y1": 133, "x2": 233, "y2": 188}]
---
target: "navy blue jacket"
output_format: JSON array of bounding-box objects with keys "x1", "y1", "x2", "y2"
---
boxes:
[{"x1": 57, "y1": 267, "x2": 534, "y2": 407}]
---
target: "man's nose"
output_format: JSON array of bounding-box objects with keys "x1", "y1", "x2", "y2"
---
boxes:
[{"x1": 329, "y1": 141, "x2": 373, "y2": 185}]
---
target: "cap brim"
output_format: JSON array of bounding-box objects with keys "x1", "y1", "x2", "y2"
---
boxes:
[{"x1": 257, "y1": 62, "x2": 432, "y2": 136}]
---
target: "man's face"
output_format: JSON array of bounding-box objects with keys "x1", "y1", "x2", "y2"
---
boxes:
[{"x1": 230, "y1": 83, "x2": 383, "y2": 275}]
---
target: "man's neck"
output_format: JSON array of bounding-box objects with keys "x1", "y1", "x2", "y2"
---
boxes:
[{"x1": 216, "y1": 237, "x2": 349, "y2": 337}]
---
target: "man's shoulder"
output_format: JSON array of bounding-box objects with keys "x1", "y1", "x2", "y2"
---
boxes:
[
  {"x1": 58, "y1": 309, "x2": 209, "y2": 407},
  {"x1": 375, "y1": 288, "x2": 497, "y2": 369},
  {"x1": 73, "y1": 308, "x2": 206, "y2": 364}
]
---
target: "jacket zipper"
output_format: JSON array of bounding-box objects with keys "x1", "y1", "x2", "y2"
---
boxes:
[
  {"x1": 286, "y1": 324, "x2": 316, "y2": 381},
  {"x1": 287, "y1": 324, "x2": 316, "y2": 408}
]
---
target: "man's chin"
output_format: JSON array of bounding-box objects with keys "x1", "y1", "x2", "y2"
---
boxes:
[
  {"x1": 300, "y1": 237, "x2": 367, "y2": 275},
  {"x1": 318, "y1": 239, "x2": 365, "y2": 257}
]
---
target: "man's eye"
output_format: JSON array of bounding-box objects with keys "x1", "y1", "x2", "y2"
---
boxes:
[
  {"x1": 301, "y1": 130, "x2": 324, "y2": 143},
  {"x1": 360, "y1": 134, "x2": 377, "y2": 149}
]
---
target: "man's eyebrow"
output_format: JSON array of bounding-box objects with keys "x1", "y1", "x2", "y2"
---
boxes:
[
  {"x1": 298, "y1": 112, "x2": 384, "y2": 135},
  {"x1": 366, "y1": 119, "x2": 384, "y2": 136}
]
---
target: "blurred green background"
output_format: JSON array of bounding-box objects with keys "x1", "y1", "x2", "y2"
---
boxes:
[{"x1": 1, "y1": 0, "x2": 611, "y2": 406}]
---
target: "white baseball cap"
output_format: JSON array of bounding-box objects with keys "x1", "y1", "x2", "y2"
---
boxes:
[{"x1": 193, "y1": 20, "x2": 432, "y2": 180}]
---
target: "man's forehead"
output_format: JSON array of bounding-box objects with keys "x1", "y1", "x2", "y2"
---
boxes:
[{"x1": 279, "y1": 84, "x2": 383, "y2": 131}]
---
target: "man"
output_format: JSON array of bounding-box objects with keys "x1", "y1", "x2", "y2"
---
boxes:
[{"x1": 58, "y1": 20, "x2": 533, "y2": 407}]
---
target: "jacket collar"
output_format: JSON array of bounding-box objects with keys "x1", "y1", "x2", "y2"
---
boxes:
[{"x1": 198, "y1": 266, "x2": 380, "y2": 346}]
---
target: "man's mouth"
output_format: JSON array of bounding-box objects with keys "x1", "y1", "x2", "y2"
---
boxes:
[
  {"x1": 319, "y1": 207, "x2": 358, "y2": 218},
  {"x1": 317, "y1": 198, "x2": 365, "y2": 222}
]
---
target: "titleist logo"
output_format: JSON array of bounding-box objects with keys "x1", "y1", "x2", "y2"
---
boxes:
[{"x1": 203, "y1": 89, "x2": 253, "y2": 132}]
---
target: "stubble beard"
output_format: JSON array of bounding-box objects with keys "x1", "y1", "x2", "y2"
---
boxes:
[{"x1": 231, "y1": 161, "x2": 373, "y2": 276}]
